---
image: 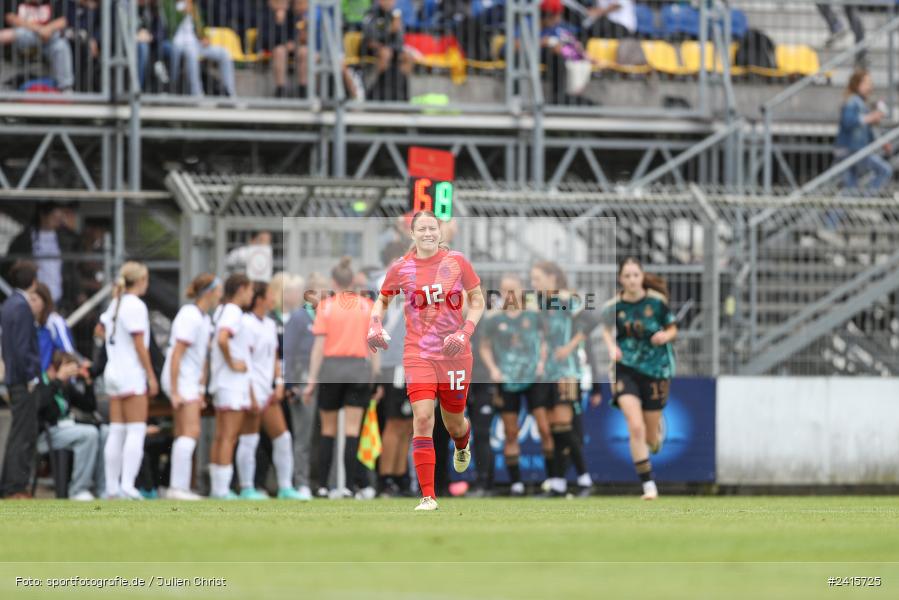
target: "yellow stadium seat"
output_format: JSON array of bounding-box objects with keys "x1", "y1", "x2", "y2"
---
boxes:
[
  {"x1": 492, "y1": 35, "x2": 506, "y2": 60},
  {"x1": 585, "y1": 38, "x2": 651, "y2": 75},
  {"x1": 681, "y1": 41, "x2": 743, "y2": 76},
  {"x1": 681, "y1": 41, "x2": 715, "y2": 73},
  {"x1": 244, "y1": 28, "x2": 260, "y2": 61},
  {"x1": 642, "y1": 40, "x2": 694, "y2": 76},
  {"x1": 748, "y1": 44, "x2": 822, "y2": 78},
  {"x1": 586, "y1": 38, "x2": 617, "y2": 69},
  {"x1": 467, "y1": 34, "x2": 506, "y2": 70},
  {"x1": 205, "y1": 27, "x2": 255, "y2": 63},
  {"x1": 344, "y1": 31, "x2": 363, "y2": 65},
  {"x1": 776, "y1": 44, "x2": 821, "y2": 76}
]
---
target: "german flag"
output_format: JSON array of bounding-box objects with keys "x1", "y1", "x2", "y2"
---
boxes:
[{"x1": 404, "y1": 33, "x2": 467, "y2": 85}]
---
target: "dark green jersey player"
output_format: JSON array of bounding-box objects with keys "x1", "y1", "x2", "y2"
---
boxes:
[
  {"x1": 600, "y1": 257, "x2": 678, "y2": 501},
  {"x1": 540, "y1": 291, "x2": 583, "y2": 384},
  {"x1": 531, "y1": 262, "x2": 592, "y2": 498},
  {"x1": 480, "y1": 274, "x2": 552, "y2": 495},
  {"x1": 480, "y1": 310, "x2": 544, "y2": 394},
  {"x1": 600, "y1": 290, "x2": 676, "y2": 381}
]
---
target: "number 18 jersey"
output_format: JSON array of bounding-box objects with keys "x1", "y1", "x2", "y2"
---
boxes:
[{"x1": 380, "y1": 248, "x2": 480, "y2": 361}]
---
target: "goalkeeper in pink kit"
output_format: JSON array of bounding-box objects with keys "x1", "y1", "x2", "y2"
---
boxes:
[{"x1": 367, "y1": 211, "x2": 486, "y2": 511}]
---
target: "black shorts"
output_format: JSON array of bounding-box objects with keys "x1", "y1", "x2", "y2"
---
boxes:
[
  {"x1": 545, "y1": 377, "x2": 581, "y2": 408},
  {"x1": 612, "y1": 364, "x2": 670, "y2": 411},
  {"x1": 318, "y1": 358, "x2": 371, "y2": 411},
  {"x1": 379, "y1": 367, "x2": 412, "y2": 420},
  {"x1": 500, "y1": 383, "x2": 551, "y2": 414}
]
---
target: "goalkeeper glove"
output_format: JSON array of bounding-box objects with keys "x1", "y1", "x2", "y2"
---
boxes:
[
  {"x1": 367, "y1": 316, "x2": 391, "y2": 353},
  {"x1": 442, "y1": 320, "x2": 475, "y2": 357}
]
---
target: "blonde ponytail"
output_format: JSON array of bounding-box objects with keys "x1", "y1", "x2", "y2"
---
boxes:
[{"x1": 110, "y1": 261, "x2": 148, "y2": 341}]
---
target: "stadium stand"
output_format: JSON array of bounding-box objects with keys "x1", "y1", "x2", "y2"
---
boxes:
[{"x1": 4, "y1": 1, "x2": 899, "y2": 514}]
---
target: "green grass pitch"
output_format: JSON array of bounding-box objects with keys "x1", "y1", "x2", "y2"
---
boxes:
[{"x1": 1, "y1": 497, "x2": 897, "y2": 599}]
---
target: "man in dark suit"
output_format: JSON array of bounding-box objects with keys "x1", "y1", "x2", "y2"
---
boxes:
[{"x1": 1, "y1": 261, "x2": 41, "y2": 498}]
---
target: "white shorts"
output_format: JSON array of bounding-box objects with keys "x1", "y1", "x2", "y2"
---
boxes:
[
  {"x1": 162, "y1": 378, "x2": 204, "y2": 403},
  {"x1": 251, "y1": 385, "x2": 275, "y2": 411},
  {"x1": 213, "y1": 388, "x2": 252, "y2": 411},
  {"x1": 104, "y1": 371, "x2": 147, "y2": 398}
]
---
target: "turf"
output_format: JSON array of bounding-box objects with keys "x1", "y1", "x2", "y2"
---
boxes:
[{"x1": 1, "y1": 497, "x2": 898, "y2": 599}]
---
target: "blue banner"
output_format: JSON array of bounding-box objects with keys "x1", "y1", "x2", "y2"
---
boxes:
[{"x1": 461, "y1": 377, "x2": 716, "y2": 484}]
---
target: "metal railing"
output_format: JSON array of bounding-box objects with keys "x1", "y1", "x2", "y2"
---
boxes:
[
  {"x1": 165, "y1": 172, "x2": 899, "y2": 377},
  {"x1": 0, "y1": 0, "x2": 733, "y2": 118},
  {"x1": 757, "y1": 2, "x2": 899, "y2": 193},
  {"x1": 0, "y1": 0, "x2": 117, "y2": 101}
]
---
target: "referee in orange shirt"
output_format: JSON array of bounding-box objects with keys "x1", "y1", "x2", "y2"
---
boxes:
[{"x1": 302, "y1": 257, "x2": 379, "y2": 499}]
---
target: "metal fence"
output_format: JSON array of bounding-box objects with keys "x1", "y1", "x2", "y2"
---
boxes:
[
  {"x1": 0, "y1": 0, "x2": 752, "y2": 115},
  {"x1": 749, "y1": 1, "x2": 899, "y2": 195},
  {"x1": 165, "y1": 172, "x2": 899, "y2": 377},
  {"x1": 0, "y1": 0, "x2": 112, "y2": 100},
  {"x1": 7, "y1": 2, "x2": 899, "y2": 194}
]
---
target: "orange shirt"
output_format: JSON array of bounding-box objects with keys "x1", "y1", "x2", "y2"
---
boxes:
[{"x1": 311, "y1": 292, "x2": 374, "y2": 358}]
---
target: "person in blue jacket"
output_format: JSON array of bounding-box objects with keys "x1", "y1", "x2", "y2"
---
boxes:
[{"x1": 835, "y1": 69, "x2": 892, "y2": 196}]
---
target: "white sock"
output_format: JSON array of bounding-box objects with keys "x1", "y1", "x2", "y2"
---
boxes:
[
  {"x1": 120, "y1": 422, "x2": 147, "y2": 494},
  {"x1": 222, "y1": 464, "x2": 234, "y2": 495},
  {"x1": 209, "y1": 464, "x2": 224, "y2": 497},
  {"x1": 577, "y1": 473, "x2": 593, "y2": 487},
  {"x1": 103, "y1": 423, "x2": 126, "y2": 498},
  {"x1": 272, "y1": 431, "x2": 294, "y2": 490},
  {"x1": 170, "y1": 436, "x2": 197, "y2": 492},
  {"x1": 236, "y1": 433, "x2": 260, "y2": 490}
]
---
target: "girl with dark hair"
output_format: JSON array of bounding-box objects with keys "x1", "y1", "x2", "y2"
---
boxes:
[
  {"x1": 160, "y1": 273, "x2": 222, "y2": 500},
  {"x1": 368, "y1": 211, "x2": 485, "y2": 511},
  {"x1": 98, "y1": 261, "x2": 155, "y2": 500},
  {"x1": 600, "y1": 257, "x2": 677, "y2": 500},
  {"x1": 30, "y1": 282, "x2": 83, "y2": 372},
  {"x1": 235, "y1": 281, "x2": 307, "y2": 501},
  {"x1": 208, "y1": 273, "x2": 255, "y2": 499}
]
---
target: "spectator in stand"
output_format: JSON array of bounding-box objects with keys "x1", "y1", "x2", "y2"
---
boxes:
[
  {"x1": 835, "y1": 69, "x2": 893, "y2": 196},
  {"x1": 261, "y1": 0, "x2": 363, "y2": 100},
  {"x1": 540, "y1": 0, "x2": 594, "y2": 105},
  {"x1": 161, "y1": 0, "x2": 237, "y2": 97},
  {"x1": 204, "y1": 0, "x2": 257, "y2": 37},
  {"x1": 284, "y1": 271, "x2": 327, "y2": 499},
  {"x1": 0, "y1": 0, "x2": 74, "y2": 92},
  {"x1": 63, "y1": 0, "x2": 100, "y2": 91},
  {"x1": 137, "y1": 0, "x2": 168, "y2": 91},
  {"x1": 29, "y1": 282, "x2": 88, "y2": 373},
  {"x1": 6, "y1": 202, "x2": 81, "y2": 315},
  {"x1": 36, "y1": 352, "x2": 101, "y2": 500},
  {"x1": 566, "y1": 0, "x2": 636, "y2": 41},
  {"x1": 817, "y1": 3, "x2": 863, "y2": 52},
  {"x1": 259, "y1": 0, "x2": 307, "y2": 97},
  {"x1": 343, "y1": 0, "x2": 371, "y2": 30},
  {"x1": 361, "y1": 0, "x2": 412, "y2": 101},
  {"x1": 0, "y1": 261, "x2": 42, "y2": 499}
]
